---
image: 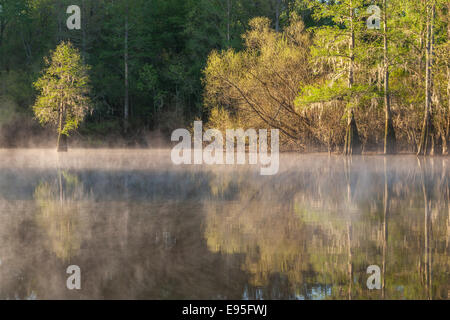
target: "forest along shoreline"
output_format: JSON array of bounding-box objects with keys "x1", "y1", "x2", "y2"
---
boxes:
[{"x1": 0, "y1": 1, "x2": 448, "y2": 156}]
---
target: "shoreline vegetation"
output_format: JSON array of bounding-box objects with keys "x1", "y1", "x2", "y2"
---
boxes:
[
  {"x1": 0, "y1": 142, "x2": 445, "y2": 157},
  {"x1": 0, "y1": 0, "x2": 449, "y2": 155}
]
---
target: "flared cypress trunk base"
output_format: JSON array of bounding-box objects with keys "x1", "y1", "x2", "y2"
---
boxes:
[
  {"x1": 384, "y1": 119, "x2": 396, "y2": 155},
  {"x1": 57, "y1": 133, "x2": 68, "y2": 152},
  {"x1": 344, "y1": 113, "x2": 362, "y2": 156},
  {"x1": 417, "y1": 117, "x2": 434, "y2": 156},
  {"x1": 442, "y1": 134, "x2": 448, "y2": 155}
]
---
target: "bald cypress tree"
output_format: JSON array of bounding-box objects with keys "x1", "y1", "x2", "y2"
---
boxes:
[
  {"x1": 307, "y1": 0, "x2": 366, "y2": 155},
  {"x1": 417, "y1": 0, "x2": 437, "y2": 156},
  {"x1": 33, "y1": 41, "x2": 91, "y2": 151},
  {"x1": 382, "y1": 0, "x2": 396, "y2": 154}
]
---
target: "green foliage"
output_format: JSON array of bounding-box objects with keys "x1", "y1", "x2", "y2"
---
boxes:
[
  {"x1": 0, "y1": 96, "x2": 18, "y2": 126},
  {"x1": 0, "y1": 0, "x2": 447, "y2": 151},
  {"x1": 33, "y1": 41, "x2": 91, "y2": 136},
  {"x1": 203, "y1": 16, "x2": 315, "y2": 145},
  {"x1": 296, "y1": 80, "x2": 381, "y2": 106}
]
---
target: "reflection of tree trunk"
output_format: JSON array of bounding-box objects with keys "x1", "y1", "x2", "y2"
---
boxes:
[
  {"x1": 121, "y1": 173, "x2": 130, "y2": 248},
  {"x1": 344, "y1": 158, "x2": 353, "y2": 300},
  {"x1": 347, "y1": 223, "x2": 352, "y2": 300},
  {"x1": 345, "y1": 159, "x2": 351, "y2": 203},
  {"x1": 442, "y1": 159, "x2": 449, "y2": 251},
  {"x1": 382, "y1": 157, "x2": 391, "y2": 299},
  {"x1": 58, "y1": 163, "x2": 63, "y2": 206},
  {"x1": 418, "y1": 158, "x2": 432, "y2": 299},
  {"x1": 446, "y1": 159, "x2": 449, "y2": 251},
  {"x1": 447, "y1": 180, "x2": 449, "y2": 253}
]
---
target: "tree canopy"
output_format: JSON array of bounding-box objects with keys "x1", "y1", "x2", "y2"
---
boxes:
[{"x1": 33, "y1": 41, "x2": 91, "y2": 150}]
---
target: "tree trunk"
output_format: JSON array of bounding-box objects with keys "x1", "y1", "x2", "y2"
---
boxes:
[
  {"x1": 418, "y1": 3, "x2": 436, "y2": 156},
  {"x1": 82, "y1": 0, "x2": 87, "y2": 63},
  {"x1": 275, "y1": 0, "x2": 281, "y2": 33},
  {"x1": 446, "y1": 4, "x2": 450, "y2": 155},
  {"x1": 57, "y1": 107, "x2": 68, "y2": 152},
  {"x1": 445, "y1": 65, "x2": 450, "y2": 155},
  {"x1": 344, "y1": 110, "x2": 362, "y2": 155},
  {"x1": 383, "y1": 0, "x2": 396, "y2": 154},
  {"x1": 227, "y1": 0, "x2": 231, "y2": 47},
  {"x1": 344, "y1": 2, "x2": 362, "y2": 155},
  {"x1": 57, "y1": 0, "x2": 63, "y2": 42},
  {"x1": 124, "y1": 2, "x2": 130, "y2": 134},
  {"x1": 0, "y1": 20, "x2": 5, "y2": 94}
]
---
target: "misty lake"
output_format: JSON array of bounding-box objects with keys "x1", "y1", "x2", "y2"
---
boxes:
[{"x1": 0, "y1": 149, "x2": 448, "y2": 300}]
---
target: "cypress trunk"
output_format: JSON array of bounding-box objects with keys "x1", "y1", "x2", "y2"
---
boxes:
[
  {"x1": 444, "y1": 49, "x2": 450, "y2": 155},
  {"x1": 418, "y1": 3, "x2": 435, "y2": 156},
  {"x1": 344, "y1": 110, "x2": 362, "y2": 155},
  {"x1": 383, "y1": 0, "x2": 396, "y2": 154},
  {"x1": 445, "y1": 67, "x2": 450, "y2": 155},
  {"x1": 275, "y1": 0, "x2": 281, "y2": 33},
  {"x1": 227, "y1": 0, "x2": 231, "y2": 46},
  {"x1": 57, "y1": 107, "x2": 68, "y2": 152},
  {"x1": 124, "y1": 3, "x2": 129, "y2": 134},
  {"x1": 344, "y1": 2, "x2": 362, "y2": 155},
  {"x1": 57, "y1": 133, "x2": 68, "y2": 152}
]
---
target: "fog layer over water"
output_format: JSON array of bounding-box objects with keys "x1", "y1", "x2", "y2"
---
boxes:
[{"x1": 0, "y1": 149, "x2": 448, "y2": 300}]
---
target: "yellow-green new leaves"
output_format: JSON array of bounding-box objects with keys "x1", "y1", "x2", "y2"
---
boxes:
[
  {"x1": 296, "y1": 80, "x2": 380, "y2": 107},
  {"x1": 203, "y1": 17, "x2": 313, "y2": 142},
  {"x1": 33, "y1": 41, "x2": 91, "y2": 136}
]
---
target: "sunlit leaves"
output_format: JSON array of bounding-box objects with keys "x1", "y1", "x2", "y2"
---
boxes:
[
  {"x1": 203, "y1": 16, "x2": 314, "y2": 143},
  {"x1": 33, "y1": 41, "x2": 91, "y2": 136}
]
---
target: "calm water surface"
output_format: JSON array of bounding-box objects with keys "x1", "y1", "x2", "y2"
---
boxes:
[{"x1": 0, "y1": 149, "x2": 448, "y2": 300}]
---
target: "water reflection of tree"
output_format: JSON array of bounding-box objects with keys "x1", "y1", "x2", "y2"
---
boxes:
[
  {"x1": 418, "y1": 158, "x2": 450, "y2": 300},
  {"x1": 2, "y1": 169, "x2": 251, "y2": 299},
  {"x1": 204, "y1": 159, "x2": 360, "y2": 299},
  {"x1": 1, "y1": 155, "x2": 448, "y2": 300},
  {"x1": 204, "y1": 157, "x2": 449, "y2": 300},
  {"x1": 33, "y1": 168, "x2": 87, "y2": 262}
]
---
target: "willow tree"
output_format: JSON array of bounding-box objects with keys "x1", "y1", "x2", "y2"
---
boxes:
[
  {"x1": 33, "y1": 41, "x2": 91, "y2": 152},
  {"x1": 204, "y1": 17, "x2": 316, "y2": 148}
]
